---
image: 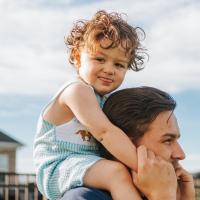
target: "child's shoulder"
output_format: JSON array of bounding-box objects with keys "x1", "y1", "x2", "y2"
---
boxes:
[
  {"x1": 58, "y1": 78, "x2": 95, "y2": 103},
  {"x1": 56, "y1": 78, "x2": 92, "y2": 95},
  {"x1": 62, "y1": 78, "x2": 93, "y2": 93}
]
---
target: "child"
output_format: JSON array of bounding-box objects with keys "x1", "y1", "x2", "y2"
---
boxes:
[{"x1": 33, "y1": 10, "x2": 146, "y2": 200}]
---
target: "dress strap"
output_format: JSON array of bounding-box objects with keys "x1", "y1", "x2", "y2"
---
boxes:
[{"x1": 40, "y1": 78, "x2": 93, "y2": 117}]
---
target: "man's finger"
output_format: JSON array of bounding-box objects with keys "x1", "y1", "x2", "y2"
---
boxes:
[
  {"x1": 131, "y1": 170, "x2": 138, "y2": 184},
  {"x1": 137, "y1": 145, "x2": 148, "y2": 169}
]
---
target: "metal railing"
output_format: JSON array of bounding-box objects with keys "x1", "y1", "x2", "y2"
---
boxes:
[
  {"x1": 0, "y1": 172, "x2": 200, "y2": 200},
  {"x1": 194, "y1": 177, "x2": 200, "y2": 200},
  {"x1": 0, "y1": 172, "x2": 46, "y2": 200}
]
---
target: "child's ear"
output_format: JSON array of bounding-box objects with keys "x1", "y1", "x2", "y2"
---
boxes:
[{"x1": 73, "y1": 49, "x2": 81, "y2": 69}]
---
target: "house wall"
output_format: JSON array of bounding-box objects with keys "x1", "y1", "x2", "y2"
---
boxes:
[{"x1": 0, "y1": 149, "x2": 16, "y2": 172}]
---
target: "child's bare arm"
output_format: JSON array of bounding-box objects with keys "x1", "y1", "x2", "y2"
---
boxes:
[{"x1": 60, "y1": 83, "x2": 137, "y2": 170}]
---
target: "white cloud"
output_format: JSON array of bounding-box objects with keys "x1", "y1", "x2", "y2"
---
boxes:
[
  {"x1": 0, "y1": 0, "x2": 199, "y2": 95},
  {"x1": 121, "y1": 1, "x2": 200, "y2": 93}
]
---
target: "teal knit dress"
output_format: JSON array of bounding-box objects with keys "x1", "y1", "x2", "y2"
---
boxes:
[{"x1": 33, "y1": 80, "x2": 107, "y2": 200}]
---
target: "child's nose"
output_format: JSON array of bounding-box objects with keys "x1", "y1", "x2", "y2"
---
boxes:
[{"x1": 103, "y1": 63, "x2": 115, "y2": 75}]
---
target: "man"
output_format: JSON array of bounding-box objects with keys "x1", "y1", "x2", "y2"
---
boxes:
[{"x1": 61, "y1": 87, "x2": 195, "y2": 200}]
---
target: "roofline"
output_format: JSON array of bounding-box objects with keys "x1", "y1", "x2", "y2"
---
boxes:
[
  {"x1": 0, "y1": 141, "x2": 23, "y2": 150},
  {"x1": 0, "y1": 128, "x2": 24, "y2": 146}
]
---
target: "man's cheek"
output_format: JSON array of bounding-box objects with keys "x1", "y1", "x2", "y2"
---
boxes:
[{"x1": 156, "y1": 146, "x2": 171, "y2": 161}]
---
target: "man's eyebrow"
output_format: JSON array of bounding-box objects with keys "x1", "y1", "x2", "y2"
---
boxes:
[{"x1": 162, "y1": 133, "x2": 181, "y2": 139}]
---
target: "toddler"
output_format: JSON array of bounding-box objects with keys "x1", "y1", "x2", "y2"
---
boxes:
[{"x1": 34, "y1": 10, "x2": 146, "y2": 200}]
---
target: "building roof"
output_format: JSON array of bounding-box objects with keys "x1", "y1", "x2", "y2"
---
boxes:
[{"x1": 0, "y1": 130, "x2": 23, "y2": 146}]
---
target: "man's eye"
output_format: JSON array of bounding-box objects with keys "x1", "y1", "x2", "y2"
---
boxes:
[{"x1": 164, "y1": 140, "x2": 173, "y2": 145}]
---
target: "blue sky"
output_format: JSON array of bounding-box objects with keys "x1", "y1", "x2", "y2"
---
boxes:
[{"x1": 0, "y1": 0, "x2": 199, "y2": 173}]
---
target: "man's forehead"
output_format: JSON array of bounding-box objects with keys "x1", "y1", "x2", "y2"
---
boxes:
[{"x1": 147, "y1": 111, "x2": 180, "y2": 138}]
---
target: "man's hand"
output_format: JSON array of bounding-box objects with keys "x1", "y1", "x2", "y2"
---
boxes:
[
  {"x1": 175, "y1": 163, "x2": 195, "y2": 200},
  {"x1": 132, "y1": 145, "x2": 177, "y2": 200}
]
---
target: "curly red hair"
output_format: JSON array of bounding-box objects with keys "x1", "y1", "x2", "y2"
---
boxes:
[{"x1": 65, "y1": 10, "x2": 146, "y2": 71}]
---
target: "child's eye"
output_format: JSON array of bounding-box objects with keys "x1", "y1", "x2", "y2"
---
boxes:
[
  {"x1": 95, "y1": 57, "x2": 105, "y2": 63},
  {"x1": 115, "y1": 63, "x2": 125, "y2": 69}
]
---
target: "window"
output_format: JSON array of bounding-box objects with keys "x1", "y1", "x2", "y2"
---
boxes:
[{"x1": 0, "y1": 154, "x2": 8, "y2": 172}]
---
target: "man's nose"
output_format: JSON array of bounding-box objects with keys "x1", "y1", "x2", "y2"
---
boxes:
[{"x1": 172, "y1": 142, "x2": 186, "y2": 160}]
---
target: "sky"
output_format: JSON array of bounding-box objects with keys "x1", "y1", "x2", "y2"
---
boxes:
[{"x1": 0, "y1": 0, "x2": 199, "y2": 173}]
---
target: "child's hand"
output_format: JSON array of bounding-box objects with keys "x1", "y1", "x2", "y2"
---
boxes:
[{"x1": 132, "y1": 145, "x2": 177, "y2": 200}]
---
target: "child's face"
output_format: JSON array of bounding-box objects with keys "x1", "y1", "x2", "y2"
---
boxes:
[{"x1": 76, "y1": 40, "x2": 129, "y2": 95}]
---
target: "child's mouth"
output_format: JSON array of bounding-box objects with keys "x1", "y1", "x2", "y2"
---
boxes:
[{"x1": 98, "y1": 77, "x2": 113, "y2": 84}]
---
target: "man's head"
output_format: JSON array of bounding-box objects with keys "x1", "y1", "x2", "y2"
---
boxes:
[{"x1": 103, "y1": 86, "x2": 185, "y2": 165}]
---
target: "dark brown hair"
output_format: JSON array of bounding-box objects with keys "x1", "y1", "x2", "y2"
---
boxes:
[
  {"x1": 65, "y1": 10, "x2": 146, "y2": 71},
  {"x1": 103, "y1": 87, "x2": 176, "y2": 142}
]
